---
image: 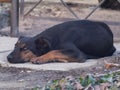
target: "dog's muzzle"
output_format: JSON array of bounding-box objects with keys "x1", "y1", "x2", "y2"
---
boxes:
[{"x1": 7, "y1": 54, "x2": 13, "y2": 63}]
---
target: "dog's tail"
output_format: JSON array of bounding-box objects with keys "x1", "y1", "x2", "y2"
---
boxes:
[{"x1": 106, "y1": 46, "x2": 116, "y2": 56}]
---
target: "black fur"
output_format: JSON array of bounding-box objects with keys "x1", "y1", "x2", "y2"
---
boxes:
[{"x1": 7, "y1": 20, "x2": 116, "y2": 63}]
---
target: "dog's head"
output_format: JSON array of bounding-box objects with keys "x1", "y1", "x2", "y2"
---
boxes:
[
  {"x1": 7, "y1": 36, "x2": 51, "y2": 63},
  {"x1": 7, "y1": 36, "x2": 37, "y2": 63}
]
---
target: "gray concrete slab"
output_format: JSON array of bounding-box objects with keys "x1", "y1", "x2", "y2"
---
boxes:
[{"x1": 0, "y1": 37, "x2": 120, "y2": 71}]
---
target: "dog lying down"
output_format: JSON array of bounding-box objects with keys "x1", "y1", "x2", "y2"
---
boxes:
[{"x1": 7, "y1": 20, "x2": 116, "y2": 64}]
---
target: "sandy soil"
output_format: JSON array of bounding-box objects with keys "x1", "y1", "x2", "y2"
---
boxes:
[{"x1": 0, "y1": 0, "x2": 120, "y2": 89}]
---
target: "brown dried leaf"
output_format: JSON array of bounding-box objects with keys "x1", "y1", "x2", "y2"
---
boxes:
[{"x1": 105, "y1": 61, "x2": 120, "y2": 69}]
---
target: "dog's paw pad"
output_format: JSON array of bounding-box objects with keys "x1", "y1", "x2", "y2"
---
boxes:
[
  {"x1": 31, "y1": 59, "x2": 46, "y2": 64},
  {"x1": 31, "y1": 61, "x2": 41, "y2": 64}
]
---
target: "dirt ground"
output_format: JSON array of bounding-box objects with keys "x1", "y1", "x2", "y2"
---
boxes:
[{"x1": 0, "y1": 0, "x2": 120, "y2": 89}]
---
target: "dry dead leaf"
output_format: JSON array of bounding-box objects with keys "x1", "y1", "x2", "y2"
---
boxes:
[{"x1": 104, "y1": 61, "x2": 120, "y2": 69}]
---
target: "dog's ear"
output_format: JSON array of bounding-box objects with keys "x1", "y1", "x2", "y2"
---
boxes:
[{"x1": 35, "y1": 37, "x2": 51, "y2": 49}]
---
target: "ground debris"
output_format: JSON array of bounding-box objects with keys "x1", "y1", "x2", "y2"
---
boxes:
[{"x1": 36, "y1": 71, "x2": 120, "y2": 90}]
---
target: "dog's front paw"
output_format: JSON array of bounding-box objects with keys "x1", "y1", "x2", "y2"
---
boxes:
[{"x1": 30, "y1": 57, "x2": 45, "y2": 64}]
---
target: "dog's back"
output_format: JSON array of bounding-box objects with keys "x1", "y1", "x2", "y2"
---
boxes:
[{"x1": 36, "y1": 20, "x2": 115, "y2": 56}]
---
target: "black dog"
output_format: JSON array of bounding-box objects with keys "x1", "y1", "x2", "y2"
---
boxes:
[{"x1": 7, "y1": 20, "x2": 116, "y2": 64}]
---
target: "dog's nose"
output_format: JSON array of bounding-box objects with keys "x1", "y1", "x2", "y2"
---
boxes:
[{"x1": 7, "y1": 55, "x2": 13, "y2": 62}]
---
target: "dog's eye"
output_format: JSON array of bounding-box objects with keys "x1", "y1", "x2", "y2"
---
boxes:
[
  {"x1": 20, "y1": 47, "x2": 28, "y2": 51},
  {"x1": 23, "y1": 47, "x2": 28, "y2": 50}
]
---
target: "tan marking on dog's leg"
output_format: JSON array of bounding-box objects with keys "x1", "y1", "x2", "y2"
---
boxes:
[{"x1": 30, "y1": 50, "x2": 77, "y2": 64}]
